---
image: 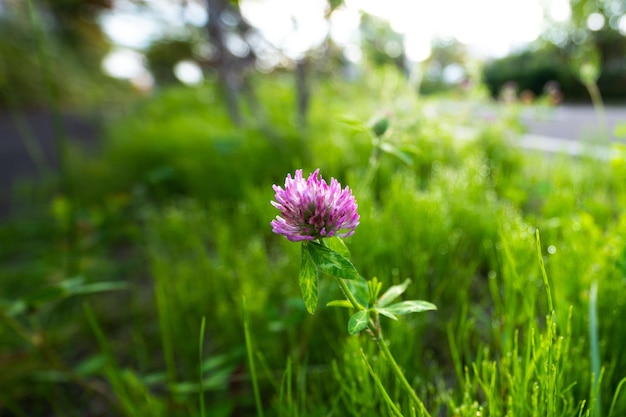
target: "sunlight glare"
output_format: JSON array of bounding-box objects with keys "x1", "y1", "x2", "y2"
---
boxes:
[
  {"x1": 404, "y1": 32, "x2": 431, "y2": 62},
  {"x1": 442, "y1": 64, "x2": 465, "y2": 84},
  {"x1": 182, "y1": 1, "x2": 208, "y2": 26},
  {"x1": 240, "y1": 0, "x2": 328, "y2": 60},
  {"x1": 224, "y1": 32, "x2": 251, "y2": 58},
  {"x1": 587, "y1": 13, "x2": 605, "y2": 31},
  {"x1": 174, "y1": 60, "x2": 204, "y2": 85},
  {"x1": 100, "y1": 0, "x2": 207, "y2": 49},
  {"x1": 100, "y1": 12, "x2": 161, "y2": 49},
  {"x1": 102, "y1": 49, "x2": 146, "y2": 79},
  {"x1": 346, "y1": 0, "x2": 544, "y2": 59},
  {"x1": 620, "y1": 14, "x2": 626, "y2": 35},
  {"x1": 329, "y1": 7, "x2": 361, "y2": 46},
  {"x1": 549, "y1": 0, "x2": 571, "y2": 22},
  {"x1": 344, "y1": 44, "x2": 363, "y2": 63}
]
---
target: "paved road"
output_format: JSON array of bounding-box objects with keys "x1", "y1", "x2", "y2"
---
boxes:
[{"x1": 521, "y1": 104, "x2": 625, "y2": 142}]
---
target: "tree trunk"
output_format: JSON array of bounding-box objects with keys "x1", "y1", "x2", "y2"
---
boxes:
[
  {"x1": 206, "y1": 0, "x2": 241, "y2": 125},
  {"x1": 296, "y1": 58, "x2": 309, "y2": 127}
]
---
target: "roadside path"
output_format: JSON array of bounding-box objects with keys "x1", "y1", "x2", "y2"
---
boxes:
[
  {"x1": 521, "y1": 104, "x2": 624, "y2": 143},
  {"x1": 0, "y1": 104, "x2": 624, "y2": 217},
  {"x1": 518, "y1": 104, "x2": 624, "y2": 158}
]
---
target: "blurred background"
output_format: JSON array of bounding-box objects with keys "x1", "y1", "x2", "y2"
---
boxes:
[
  {"x1": 3, "y1": 0, "x2": 626, "y2": 102},
  {"x1": 2, "y1": 1, "x2": 626, "y2": 416},
  {"x1": 2, "y1": 0, "x2": 626, "y2": 204}
]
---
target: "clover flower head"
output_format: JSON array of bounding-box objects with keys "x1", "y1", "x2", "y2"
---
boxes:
[{"x1": 271, "y1": 169, "x2": 360, "y2": 242}]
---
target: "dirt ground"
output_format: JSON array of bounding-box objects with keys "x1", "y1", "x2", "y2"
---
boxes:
[{"x1": 0, "y1": 110, "x2": 101, "y2": 218}]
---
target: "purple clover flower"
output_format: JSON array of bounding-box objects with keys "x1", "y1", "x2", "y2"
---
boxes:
[{"x1": 271, "y1": 169, "x2": 360, "y2": 242}]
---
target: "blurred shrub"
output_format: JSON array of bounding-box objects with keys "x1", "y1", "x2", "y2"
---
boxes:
[
  {"x1": 70, "y1": 81, "x2": 305, "y2": 205},
  {"x1": 359, "y1": 13, "x2": 406, "y2": 73},
  {"x1": 0, "y1": 6, "x2": 124, "y2": 109},
  {"x1": 145, "y1": 38, "x2": 196, "y2": 85},
  {"x1": 483, "y1": 45, "x2": 626, "y2": 102},
  {"x1": 483, "y1": 47, "x2": 580, "y2": 100}
]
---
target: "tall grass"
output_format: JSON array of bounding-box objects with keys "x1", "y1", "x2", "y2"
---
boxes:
[{"x1": 1, "y1": 76, "x2": 625, "y2": 416}]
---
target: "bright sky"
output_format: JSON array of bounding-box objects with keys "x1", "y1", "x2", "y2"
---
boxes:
[
  {"x1": 351, "y1": 0, "x2": 547, "y2": 59},
  {"x1": 100, "y1": 0, "x2": 574, "y2": 79},
  {"x1": 241, "y1": 0, "x2": 572, "y2": 60}
]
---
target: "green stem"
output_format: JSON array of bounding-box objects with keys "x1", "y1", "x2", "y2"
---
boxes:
[
  {"x1": 329, "y1": 272, "x2": 428, "y2": 415},
  {"x1": 360, "y1": 349, "x2": 404, "y2": 417},
  {"x1": 373, "y1": 324, "x2": 430, "y2": 417},
  {"x1": 359, "y1": 137, "x2": 382, "y2": 195},
  {"x1": 585, "y1": 81, "x2": 608, "y2": 142},
  {"x1": 334, "y1": 276, "x2": 365, "y2": 311},
  {"x1": 321, "y1": 239, "x2": 429, "y2": 415},
  {"x1": 318, "y1": 239, "x2": 364, "y2": 312}
]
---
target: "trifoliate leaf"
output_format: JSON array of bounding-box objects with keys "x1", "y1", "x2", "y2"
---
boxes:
[
  {"x1": 383, "y1": 300, "x2": 437, "y2": 316},
  {"x1": 325, "y1": 236, "x2": 351, "y2": 259},
  {"x1": 348, "y1": 310, "x2": 369, "y2": 335},
  {"x1": 346, "y1": 277, "x2": 370, "y2": 307},
  {"x1": 338, "y1": 117, "x2": 369, "y2": 132},
  {"x1": 377, "y1": 279, "x2": 411, "y2": 307},
  {"x1": 306, "y1": 242, "x2": 360, "y2": 280},
  {"x1": 380, "y1": 142, "x2": 412, "y2": 166},
  {"x1": 326, "y1": 300, "x2": 354, "y2": 309},
  {"x1": 376, "y1": 308, "x2": 399, "y2": 321}
]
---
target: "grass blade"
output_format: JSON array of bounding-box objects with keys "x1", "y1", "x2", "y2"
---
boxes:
[
  {"x1": 199, "y1": 316, "x2": 206, "y2": 417},
  {"x1": 589, "y1": 281, "x2": 601, "y2": 417},
  {"x1": 360, "y1": 349, "x2": 404, "y2": 417},
  {"x1": 243, "y1": 296, "x2": 264, "y2": 417},
  {"x1": 535, "y1": 229, "x2": 554, "y2": 314}
]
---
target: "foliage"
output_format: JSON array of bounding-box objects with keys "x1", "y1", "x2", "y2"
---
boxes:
[
  {"x1": 70, "y1": 80, "x2": 305, "y2": 205},
  {"x1": 145, "y1": 38, "x2": 197, "y2": 85},
  {"x1": 0, "y1": 0, "x2": 125, "y2": 109},
  {"x1": 484, "y1": 18, "x2": 626, "y2": 102},
  {"x1": 359, "y1": 13, "x2": 406, "y2": 72},
  {"x1": 1, "y1": 75, "x2": 626, "y2": 416},
  {"x1": 482, "y1": 46, "x2": 581, "y2": 100},
  {"x1": 420, "y1": 37, "x2": 470, "y2": 96}
]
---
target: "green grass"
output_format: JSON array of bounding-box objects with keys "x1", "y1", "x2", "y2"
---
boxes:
[{"x1": 1, "y1": 74, "x2": 626, "y2": 416}]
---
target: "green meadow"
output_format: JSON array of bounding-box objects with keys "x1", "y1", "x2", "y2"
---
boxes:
[{"x1": 2, "y1": 73, "x2": 626, "y2": 417}]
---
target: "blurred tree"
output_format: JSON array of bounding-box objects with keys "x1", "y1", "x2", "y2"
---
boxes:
[
  {"x1": 420, "y1": 37, "x2": 469, "y2": 95},
  {"x1": 199, "y1": 0, "x2": 347, "y2": 126},
  {"x1": 541, "y1": 0, "x2": 626, "y2": 99},
  {"x1": 483, "y1": 0, "x2": 626, "y2": 101},
  {"x1": 42, "y1": 0, "x2": 113, "y2": 65},
  {"x1": 142, "y1": 0, "x2": 261, "y2": 124},
  {"x1": 0, "y1": 0, "x2": 118, "y2": 109},
  {"x1": 204, "y1": 0, "x2": 258, "y2": 124},
  {"x1": 145, "y1": 37, "x2": 196, "y2": 85},
  {"x1": 359, "y1": 13, "x2": 406, "y2": 75},
  {"x1": 482, "y1": 46, "x2": 576, "y2": 99}
]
